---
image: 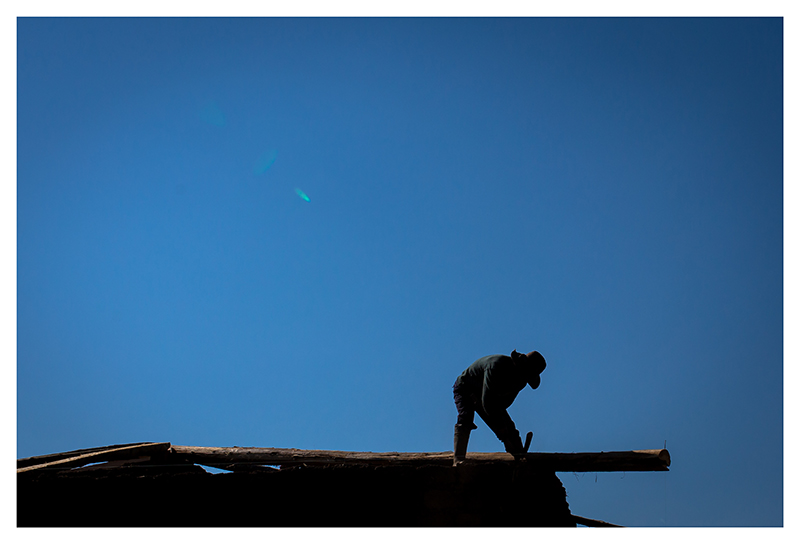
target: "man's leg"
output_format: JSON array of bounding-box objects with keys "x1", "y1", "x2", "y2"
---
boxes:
[{"x1": 453, "y1": 385, "x2": 477, "y2": 466}]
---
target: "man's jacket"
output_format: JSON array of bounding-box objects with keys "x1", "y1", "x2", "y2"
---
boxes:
[{"x1": 454, "y1": 354, "x2": 528, "y2": 439}]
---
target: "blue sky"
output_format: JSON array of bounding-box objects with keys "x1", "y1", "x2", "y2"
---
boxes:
[{"x1": 15, "y1": 17, "x2": 784, "y2": 527}]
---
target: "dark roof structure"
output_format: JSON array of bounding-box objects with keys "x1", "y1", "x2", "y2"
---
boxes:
[{"x1": 17, "y1": 442, "x2": 670, "y2": 527}]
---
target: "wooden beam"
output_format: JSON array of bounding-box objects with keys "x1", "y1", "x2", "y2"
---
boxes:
[
  {"x1": 17, "y1": 442, "x2": 172, "y2": 474},
  {"x1": 528, "y1": 449, "x2": 671, "y2": 472},
  {"x1": 168, "y1": 446, "x2": 670, "y2": 472}
]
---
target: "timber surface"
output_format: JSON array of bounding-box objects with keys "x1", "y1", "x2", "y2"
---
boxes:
[{"x1": 169, "y1": 445, "x2": 671, "y2": 472}]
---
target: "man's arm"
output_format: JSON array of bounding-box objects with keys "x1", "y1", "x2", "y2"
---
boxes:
[{"x1": 480, "y1": 373, "x2": 524, "y2": 454}]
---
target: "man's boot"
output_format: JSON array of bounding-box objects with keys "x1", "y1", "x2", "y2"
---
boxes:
[{"x1": 453, "y1": 424, "x2": 472, "y2": 466}]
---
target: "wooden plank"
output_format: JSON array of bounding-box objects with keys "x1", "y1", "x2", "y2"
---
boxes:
[
  {"x1": 17, "y1": 442, "x2": 172, "y2": 474},
  {"x1": 168, "y1": 446, "x2": 670, "y2": 472}
]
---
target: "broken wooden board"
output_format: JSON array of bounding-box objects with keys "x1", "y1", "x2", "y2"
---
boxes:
[
  {"x1": 17, "y1": 442, "x2": 161, "y2": 469},
  {"x1": 17, "y1": 442, "x2": 171, "y2": 474}
]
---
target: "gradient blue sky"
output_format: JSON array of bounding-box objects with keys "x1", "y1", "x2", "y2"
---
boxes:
[{"x1": 15, "y1": 16, "x2": 784, "y2": 527}]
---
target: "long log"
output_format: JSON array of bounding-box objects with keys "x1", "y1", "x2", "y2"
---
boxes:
[{"x1": 169, "y1": 446, "x2": 670, "y2": 472}]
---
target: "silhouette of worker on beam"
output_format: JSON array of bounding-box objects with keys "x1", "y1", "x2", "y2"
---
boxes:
[{"x1": 452, "y1": 350, "x2": 546, "y2": 466}]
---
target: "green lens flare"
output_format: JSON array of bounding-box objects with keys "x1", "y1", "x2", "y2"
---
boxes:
[{"x1": 295, "y1": 188, "x2": 310, "y2": 202}]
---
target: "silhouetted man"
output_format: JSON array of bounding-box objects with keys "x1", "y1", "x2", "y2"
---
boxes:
[{"x1": 452, "y1": 350, "x2": 546, "y2": 466}]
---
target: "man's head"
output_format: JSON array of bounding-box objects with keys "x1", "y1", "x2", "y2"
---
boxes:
[{"x1": 511, "y1": 349, "x2": 547, "y2": 389}]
